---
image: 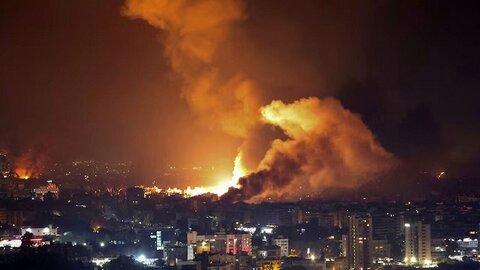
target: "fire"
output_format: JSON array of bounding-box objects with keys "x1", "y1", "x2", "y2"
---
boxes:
[
  {"x1": 189, "y1": 151, "x2": 246, "y2": 196},
  {"x1": 15, "y1": 167, "x2": 32, "y2": 180},
  {"x1": 13, "y1": 152, "x2": 43, "y2": 180},
  {"x1": 122, "y1": 0, "x2": 254, "y2": 198},
  {"x1": 232, "y1": 151, "x2": 247, "y2": 182},
  {"x1": 123, "y1": 0, "x2": 396, "y2": 202},
  {"x1": 171, "y1": 151, "x2": 247, "y2": 197}
]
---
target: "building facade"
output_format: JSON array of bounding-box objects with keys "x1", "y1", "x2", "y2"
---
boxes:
[
  {"x1": 20, "y1": 224, "x2": 58, "y2": 236},
  {"x1": 404, "y1": 221, "x2": 432, "y2": 265},
  {"x1": 272, "y1": 237, "x2": 289, "y2": 257},
  {"x1": 348, "y1": 214, "x2": 372, "y2": 270},
  {"x1": 196, "y1": 232, "x2": 252, "y2": 255}
]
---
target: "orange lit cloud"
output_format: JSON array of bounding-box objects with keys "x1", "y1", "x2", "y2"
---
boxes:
[
  {"x1": 123, "y1": 0, "x2": 396, "y2": 201},
  {"x1": 230, "y1": 97, "x2": 396, "y2": 202},
  {"x1": 123, "y1": 0, "x2": 259, "y2": 138}
]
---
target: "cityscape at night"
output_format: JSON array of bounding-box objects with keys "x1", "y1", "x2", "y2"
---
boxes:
[{"x1": 1, "y1": 0, "x2": 480, "y2": 269}]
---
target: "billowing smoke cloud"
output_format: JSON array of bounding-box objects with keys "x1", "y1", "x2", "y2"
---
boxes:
[
  {"x1": 228, "y1": 97, "x2": 396, "y2": 202},
  {"x1": 123, "y1": 0, "x2": 396, "y2": 202},
  {"x1": 123, "y1": 0, "x2": 260, "y2": 138}
]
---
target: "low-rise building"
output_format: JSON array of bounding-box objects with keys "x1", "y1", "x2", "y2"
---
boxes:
[
  {"x1": 272, "y1": 237, "x2": 289, "y2": 257},
  {"x1": 33, "y1": 181, "x2": 59, "y2": 199},
  {"x1": 20, "y1": 224, "x2": 58, "y2": 236},
  {"x1": 196, "y1": 232, "x2": 252, "y2": 255}
]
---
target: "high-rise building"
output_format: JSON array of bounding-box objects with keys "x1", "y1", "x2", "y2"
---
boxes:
[
  {"x1": 272, "y1": 237, "x2": 289, "y2": 257},
  {"x1": 261, "y1": 207, "x2": 296, "y2": 226},
  {"x1": 304, "y1": 211, "x2": 335, "y2": 228},
  {"x1": 370, "y1": 239, "x2": 391, "y2": 260},
  {"x1": 348, "y1": 215, "x2": 372, "y2": 270},
  {"x1": 372, "y1": 212, "x2": 403, "y2": 241},
  {"x1": 404, "y1": 222, "x2": 431, "y2": 265}
]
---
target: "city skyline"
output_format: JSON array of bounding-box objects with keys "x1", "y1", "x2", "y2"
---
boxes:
[
  {"x1": 1, "y1": 0, "x2": 480, "y2": 196},
  {"x1": 1, "y1": 2, "x2": 480, "y2": 268}
]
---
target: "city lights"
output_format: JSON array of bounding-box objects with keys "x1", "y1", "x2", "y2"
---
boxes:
[{"x1": 0, "y1": 0, "x2": 479, "y2": 269}]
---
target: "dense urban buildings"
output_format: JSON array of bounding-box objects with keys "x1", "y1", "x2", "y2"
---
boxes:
[
  {"x1": 1, "y1": 166, "x2": 480, "y2": 269},
  {"x1": 2, "y1": 0, "x2": 480, "y2": 269}
]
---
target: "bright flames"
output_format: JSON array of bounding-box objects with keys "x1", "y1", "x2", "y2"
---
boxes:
[
  {"x1": 122, "y1": 0, "x2": 396, "y2": 202},
  {"x1": 181, "y1": 151, "x2": 246, "y2": 197},
  {"x1": 13, "y1": 150, "x2": 44, "y2": 180},
  {"x1": 157, "y1": 151, "x2": 247, "y2": 198},
  {"x1": 15, "y1": 168, "x2": 33, "y2": 180}
]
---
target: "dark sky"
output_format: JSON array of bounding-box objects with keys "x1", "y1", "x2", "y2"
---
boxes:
[{"x1": 1, "y1": 0, "x2": 480, "y2": 185}]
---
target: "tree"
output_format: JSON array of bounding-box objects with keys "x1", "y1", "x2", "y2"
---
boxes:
[
  {"x1": 444, "y1": 239, "x2": 459, "y2": 256},
  {"x1": 21, "y1": 231, "x2": 34, "y2": 248}
]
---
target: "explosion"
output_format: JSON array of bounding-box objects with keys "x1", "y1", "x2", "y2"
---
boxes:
[{"x1": 123, "y1": 0, "x2": 396, "y2": 201}]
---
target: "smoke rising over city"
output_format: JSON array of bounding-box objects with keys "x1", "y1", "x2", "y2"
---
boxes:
[
  {"x1": 3, "y1": 2, "x2": 480, "y2": 269},
  {"x1": 121, "y1": 0, "x2": 396, "y2": 200},
  {"x1": 233, "y1": 98, "x2": 395, "y2": 202},
  {"x1": 1, "y1": 0, "x2": 480, "y2": 193}
]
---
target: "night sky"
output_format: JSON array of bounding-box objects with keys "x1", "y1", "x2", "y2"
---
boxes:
[{"x1": 1, "y1": 0, "x2": 480, "y2": 187}]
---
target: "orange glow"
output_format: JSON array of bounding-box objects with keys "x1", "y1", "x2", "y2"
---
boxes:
[
  {"x1": 122, "y1": 0, "x2": 257, "y2": 197},
  {"x1": 122, "y1": 1, "x2": 396, "y2": 203},
  {"x1": 184, "y1": 151, "x2": 246, "y2": 196},
  {"x1": 15, "y1": 167, "x2": 33, "y2": 180},
  {"x1": 123, "y1": 0, "x2": 260, "y2": 138},
  {"x1": 237, "y1": 97, "x2": 396, "y2": 202},
  {"x1": 92, "y1": 225, "x2": 101, "y2": 233},
  {"x1": 163, "y1": 151, "x2": 247, "y2": 197},
  {"x1": 232, "y1": 151, "x2": 247, "y2": 182},
  {"x1": 13, "y1": 150, "x2": 44, "y2": 180}
]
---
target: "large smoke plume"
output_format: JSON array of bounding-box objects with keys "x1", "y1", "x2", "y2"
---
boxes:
[
  {"x1": 123, "y1": 0, "x2": 259, "y2": 138},
  {"x1": 123, "y1": 0, "x2": 396, "y2": 202},
  {"x1": 232, "y1": 97, "x2": 395, "y2": 202}
]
